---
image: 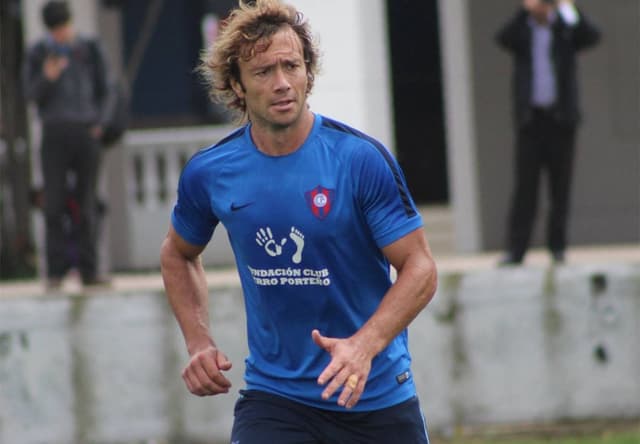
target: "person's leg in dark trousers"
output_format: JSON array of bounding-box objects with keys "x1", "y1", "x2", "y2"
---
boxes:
[
  {"x1": 545, "y1": 122, "x2": 576, "y2": 260},
  {"x1": 504, "y1": 115, "x2": 545, "y2": 263},
  {"x1": 41, "y1": 122, "x2": 102, "y2": 285},
  {"x1": 41, "y1": 124, "x2": 73, "y2": 282},
  {"x1": 69, "y1": 124, "x2": 101, "y2": 283}
]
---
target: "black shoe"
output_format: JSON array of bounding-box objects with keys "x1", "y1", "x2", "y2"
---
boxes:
[
  {"x1": 498, "y1": 253, "x2": 523, "y2": 267},
  {"x1": 551, "y1": 250, "x2": 565, "y2": 264}
]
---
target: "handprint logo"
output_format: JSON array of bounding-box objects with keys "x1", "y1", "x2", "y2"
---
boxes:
[{"x1": 256, "y1": 227, "x2": 287, "y2": 257}]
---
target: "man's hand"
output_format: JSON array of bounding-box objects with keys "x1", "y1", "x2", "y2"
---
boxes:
[
  {"x1": 312, "y1": 329, "x2": 374, "y2": 409},
  {"x1": 43, "y1": 55, "x2": 68, "y2": 81},
  {"x1": 182, "y1": 344, "x2": 232, "y2": 397}
]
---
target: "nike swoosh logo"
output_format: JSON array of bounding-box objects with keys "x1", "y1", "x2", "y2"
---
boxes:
[{"x1": 230, "y1": 202, "x2": 253, "y2": 212}]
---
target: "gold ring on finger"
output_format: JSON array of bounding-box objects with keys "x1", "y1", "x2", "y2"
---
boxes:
[{"x1": 346, "y1": 374, "x2": 358, "y2": 390}]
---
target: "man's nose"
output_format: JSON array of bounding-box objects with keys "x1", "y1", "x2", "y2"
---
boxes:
[{"x1": 273, "y1": 66, "x2": 291, "y2": 91}]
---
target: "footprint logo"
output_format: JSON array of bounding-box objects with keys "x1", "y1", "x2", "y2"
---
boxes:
[
  {"x1": 289, "y1": 227, "x2": 305, "y2": 264},
  {"x1": 256, "y1": 227, "x2": 287, "y2": 257}
]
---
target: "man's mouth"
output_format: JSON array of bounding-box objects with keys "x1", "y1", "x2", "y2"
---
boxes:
[{"x1": 272, "y1": 99, "x2": 294, "y2": 108}]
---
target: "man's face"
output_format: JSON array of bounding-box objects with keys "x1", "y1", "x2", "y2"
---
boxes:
[
  {"x1": 233, "y1": 26, "x2": 309, "y2": 130},
  {"x1": 49, "y1": 22, "x2": 74, "y2": 44},
  {"x1": 531, "y1": 0, "x2": 555, "y2": 20}
]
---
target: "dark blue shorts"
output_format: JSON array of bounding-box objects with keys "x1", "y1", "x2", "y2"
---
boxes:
[{"x1": 230, "y1": 389, "x2": 430, "y2": 444}]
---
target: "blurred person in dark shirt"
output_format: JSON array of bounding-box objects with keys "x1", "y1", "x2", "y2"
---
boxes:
[{"x1": 24, "y1": 1, "x2": 111, "y2": 288}]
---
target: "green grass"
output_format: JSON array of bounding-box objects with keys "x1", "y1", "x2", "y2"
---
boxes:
[
  {"x1": 443, "y1": 433, "x2": 639, "y2": 444},
  {"x1": 432, "y1": 426, "x2": 640, "y2": 444}
]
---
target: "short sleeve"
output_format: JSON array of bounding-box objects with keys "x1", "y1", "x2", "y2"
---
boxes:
[
  {"x1": 171, "y1": 159, "x2": 219, "y2": 246},
  {"x1": 353, "y1": 142, "x2": 423, "y2": 248}
]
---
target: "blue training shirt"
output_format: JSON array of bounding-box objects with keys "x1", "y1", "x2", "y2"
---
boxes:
[{"x1": 171, "y1": 114, "x2": 424, "y2": 411}]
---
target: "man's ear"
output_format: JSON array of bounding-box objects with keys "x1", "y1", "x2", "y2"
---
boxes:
[{"x1": 231, "y1": 77, "x2": 245, "y2": 99}]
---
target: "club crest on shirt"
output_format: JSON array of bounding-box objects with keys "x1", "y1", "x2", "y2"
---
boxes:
[{"x1": 305, "y1": 186, "x2": 334, "y2": 220}]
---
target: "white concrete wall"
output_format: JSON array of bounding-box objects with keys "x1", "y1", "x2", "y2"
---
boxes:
[
  {"x1": 1, "y1": 264, "x2": 638, "y2": 443},
  {"x1": 290, "y1": 0, "x2": 395, "y2": 150}
]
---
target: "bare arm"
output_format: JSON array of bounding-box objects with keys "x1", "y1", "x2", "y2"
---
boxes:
[
  {"x1": 313, "y1": 227, "x2": 437, "y2": 408},
  {"x1": 160, "y1": 225, "x2": 232, "y2": 396}
]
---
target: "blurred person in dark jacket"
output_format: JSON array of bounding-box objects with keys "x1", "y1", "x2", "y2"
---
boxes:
[
  {"x1": 24, "y1": 1, "x2": 111, "y2": 288},
  {"x1": 496, "y1": 0, "x2": 600, "y2": 265}
]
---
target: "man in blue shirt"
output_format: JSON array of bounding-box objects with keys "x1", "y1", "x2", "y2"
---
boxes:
[{"x1": 161, "y1": 0, "x2": 438, "y2": 442}]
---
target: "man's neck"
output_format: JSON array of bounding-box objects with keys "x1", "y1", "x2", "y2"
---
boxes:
[
  {"x1": 530, "y1": 9, "x2": 557, "y2": 26},
  {"x1": 532, "y1": 12, "x2": 549, "y2": 25},
  {"x1": 250, "y1": 109, "x2": 315, "y2": 156}
]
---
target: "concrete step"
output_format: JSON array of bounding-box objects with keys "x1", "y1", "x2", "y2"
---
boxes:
[{"x1": 419, "y1": 205, "x2": 456, "y2": 256}]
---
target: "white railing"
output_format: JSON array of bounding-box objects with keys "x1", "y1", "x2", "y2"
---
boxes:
[{"x1": 105, "y1": 125, "x2": 237, "y2": 271}]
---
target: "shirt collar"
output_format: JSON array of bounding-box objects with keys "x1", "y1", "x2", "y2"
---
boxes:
[{"x1": 528, "y1": 10, "x2": 558, "y2": 29}]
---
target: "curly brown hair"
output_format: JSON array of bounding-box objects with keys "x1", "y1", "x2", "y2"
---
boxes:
[{"x1": 198, "y1": 0, "x2": 320, "y2": 123}]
